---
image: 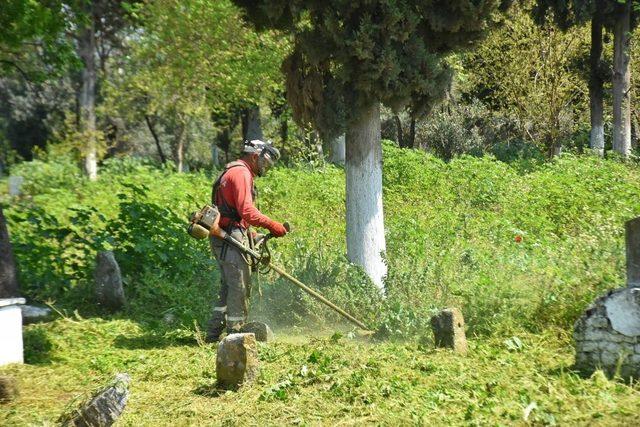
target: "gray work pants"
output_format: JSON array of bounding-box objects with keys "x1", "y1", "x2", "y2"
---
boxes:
[{"x1": 207, "y1": 227, "x2": 251, "y2": 337}]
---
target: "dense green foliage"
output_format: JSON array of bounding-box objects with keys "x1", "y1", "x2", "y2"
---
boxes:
[
  {"x1": 235, "y1": 0, "x2": 510, "y2": 138},
  {"x1": 0, "y1": 0, "x2": 74, "y2": 79},
  {"x1": 3, "y1": 145, "x2": 639, "y2": 337}
]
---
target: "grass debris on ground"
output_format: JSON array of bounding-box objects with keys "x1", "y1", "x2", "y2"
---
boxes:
[{"x1": 1, "y1": 318, "x2": 639, "y2": 425}]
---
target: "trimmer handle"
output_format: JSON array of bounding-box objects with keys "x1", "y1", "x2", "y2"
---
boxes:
[{"x1": 262, "y1": 222, "x2": 291, "y2": 243}]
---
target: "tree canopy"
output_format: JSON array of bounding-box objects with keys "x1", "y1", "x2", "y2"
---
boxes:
[{"x1": 234, "y1": 0, "x2": 512, "y2": 139}]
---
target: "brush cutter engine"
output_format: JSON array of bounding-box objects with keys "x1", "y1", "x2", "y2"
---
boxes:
[{"x1": 188, "y1": 205, "x2": 220, "y2": 239}]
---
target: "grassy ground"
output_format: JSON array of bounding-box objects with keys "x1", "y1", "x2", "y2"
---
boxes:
[{"x1": 2, "y1": 317, "x2": 639, "y2": 426}]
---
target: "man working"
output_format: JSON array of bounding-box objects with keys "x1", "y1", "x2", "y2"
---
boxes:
[{"x1": 206, "y1": 139, "x2": 288, "y2": 342}]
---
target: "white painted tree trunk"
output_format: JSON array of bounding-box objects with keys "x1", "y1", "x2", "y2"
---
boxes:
[
  {"x1": 329, "y1": 134, "x2": 345, "y2": 165},
  {"x1": 173, "y1": 122, "x2": 186, "y2": 173},
  {"x1": 78, "y1": 14, "x2": 98, "y2": 181},
  {"x1": 613, "y1": 0, "x2": 632, "y2": 157},
  {"x1": 345, "y1": 103, "x2": 386, "y2": 292},
  {"x1": 590, "y1": 4, "x2": 605, "y2": 156}
]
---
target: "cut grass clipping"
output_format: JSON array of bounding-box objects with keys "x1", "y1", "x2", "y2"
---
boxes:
[{"x1": 1, "y1": 318, "x2": 639, "y2": 425}]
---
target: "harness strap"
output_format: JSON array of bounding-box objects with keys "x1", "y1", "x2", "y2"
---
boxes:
[{"x1": 212, "y1": 161, "x2": 247, "y2": 225}]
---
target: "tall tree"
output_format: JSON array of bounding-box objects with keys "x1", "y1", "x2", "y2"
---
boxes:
[
  {"x1": 76, "y1": 0, "x2": 98, "y2": 180},
  {"x1": 69, "y1": 0, "x2": 133, "y2": 180},
  {"x1": 233, "y1": 0, "x2": 511, "y2": 291},
  {"x1": 536, "y1": 0, "x2": 638, "y2": 157},
  {"x1": 611, "y1": 0, "x2": 632, "y2": 156},
  {"x1": 108, "y1": 0, "x2": 286, "y2": 171},
  {"x1": 533, "y1": 0, "x2": 606, "y2": 155},
  {"x1": 589, "y1": 0, "x2": 607, "y2": 156}
]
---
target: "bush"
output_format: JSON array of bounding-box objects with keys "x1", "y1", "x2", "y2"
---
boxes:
[
  {"x1": 413, "y1": 99, "x2": 541, "y2": 164},
  {"x1": 5, "y1": 147, "x2": 640, "y2": 337}
]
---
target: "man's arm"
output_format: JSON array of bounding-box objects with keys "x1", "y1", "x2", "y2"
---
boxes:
[{"x1": 231, "y1": 170, "x2": 287, "y2": 237}]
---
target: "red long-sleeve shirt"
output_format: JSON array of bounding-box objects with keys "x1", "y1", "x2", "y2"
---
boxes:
[{"x1": 214, "y1": 159, "x2": 276, "y2": 231}]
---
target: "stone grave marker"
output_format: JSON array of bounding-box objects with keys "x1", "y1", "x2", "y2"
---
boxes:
[
  {"x1": 430, "y1": 308, "x2": 468, "y2": 354},
  {"x1": 240, "y1": 321, "x2": 274, "y2": 342},
  {"x1": 216, "y1": 333, "x2": 258, "y2": 390},
  {"x1": 574, "y1": 216, "x2": 640, "y2": 379},
  {"x1": 8, "y1": 176, "x2": 23, "y2": 197},
  {"x1": 60, "y1": 373, "x2": 130, "y2": 427},
  {"x1": 94, "y1": 251, "x2": 125, "y2": 311},
  {"x1": 0, "y1": 376, "x2": 18, "y2": 403},
  {"x1": 626, "y1": 217, "x2": 640, "y2": 287}
]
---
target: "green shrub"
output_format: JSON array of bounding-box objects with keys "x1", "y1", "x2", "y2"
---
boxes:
[{"x1": 5, "y1": 145, "x2": 640, "y2": 337}]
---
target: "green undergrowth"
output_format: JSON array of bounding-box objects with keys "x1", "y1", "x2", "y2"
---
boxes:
[
  {"x1": 2, "y1": 146, "x2": 640, "y2": 338},
  {"x1": 1, "y1": 318, "x2": 639, "y2": 425}
]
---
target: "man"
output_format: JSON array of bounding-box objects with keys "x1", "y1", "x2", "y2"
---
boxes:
[{"x1": 206, "y1": 139, "x2": 288, "y2": 342}]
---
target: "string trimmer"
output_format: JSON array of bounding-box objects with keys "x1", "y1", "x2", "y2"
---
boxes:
[{"x1": 188, "y1": 205, "x2": 371, "y2": 332}]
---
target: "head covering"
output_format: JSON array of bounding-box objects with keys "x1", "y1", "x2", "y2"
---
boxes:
[
  {"x1": 243, "y1": 139, "x2": 281, "y2": 161},
  {"x1": 243, "y1": 139, "x2": 280, "y2": 176}
]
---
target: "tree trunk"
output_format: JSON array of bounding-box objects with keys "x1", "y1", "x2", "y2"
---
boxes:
[
  {"x1": 409, "y1": 118, "x2": 416, "y2": 149},
  {"x1": 612, "y1": 0, "x2": 632, "y2": 157},
  {"x1": 241, "y1": 106, "x2": 264, "y2": 141},
  {"x1": 345, "y1": 103, "x2": 386, "y2": 292},
  {"x1": 173, "y1": 122, "x2": 186, "y2": 173},
  {"x1": 211, "y1": 144, "x2": 220, "y2": 168},
  {"x1": 280, "y1": 115, "x2": 288, "y2": 147},
  {"x1": 394, "y1": 115, "x2": 405, "y2": 148},
  {"x1": 590, "y1": 1, "x2": 605, "y2": 156},
  {"x1": 77, "y1": 5, "x2": 98, "y2": 180},
  {"x1": 0, "y1": 206, "x2": 20, "y2": 298},
  {"x1": 328, "y1": 134, "x2": 345, "y2": 165},
  {"x1": 632, "y1": 110, "x2": 640, "y2": 150},
  {"x1": 547, "y1": 143, "x2": 562, "y2": 158},
  {"x1": 144, "y1": 115, "x2": 166, "y2": 164}
]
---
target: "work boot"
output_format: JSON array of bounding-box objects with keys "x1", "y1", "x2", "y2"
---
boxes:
[{"x1": 205, "y1": 318, "x2": 226, "y2": 343}]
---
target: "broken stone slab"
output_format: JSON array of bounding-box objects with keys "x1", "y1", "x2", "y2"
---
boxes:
[
  {"x1": 604, "y1": 287, "x2": 640, "y2": 336},
  {"x1": 430, "y1": 308, "x2": 468, "y2": 354},
  {"x1": 21, "y1": 305, "x2": 53, "y2": 324},
  {"x1": 216, "y1": 333, "x2": 259, "y2": 390},
  {"x1": 575, "y1": 287, "x2": 640, "y2": 379},
  {"x1": 93, "y1": 251, "x2": 125, "y2": 311},
  {"x1": 240, "y1": 321, "x2": 274, "y2": 342},
  {"x1": 60, "y1": 373, "x2": 130, "y2": 427},
  {"x1": 0, "y1": 376, "x2": 18, "y2": 403}
]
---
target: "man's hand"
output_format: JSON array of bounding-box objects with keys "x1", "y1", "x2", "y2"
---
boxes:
[{"x1": 269, "y1": 221, "x2": 288, "y2": 237}]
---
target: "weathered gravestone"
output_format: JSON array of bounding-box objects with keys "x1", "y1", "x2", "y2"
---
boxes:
[
  {"x1": 0, "y1": 376, "x2": 19, "y2": 403},
  {"x1": 93, "y1": 251, "x2": 125, "y2": 311},
  {"x1": 430, "y1": 308, "x2": 468, "y2": 354},
  {"x1": 8, "y1": 176, "x2": 23, "y2": 197},
  {"x1": 574, "y1": 217, "x2": 640, "y2": 379},
  {"x1": 60, "y1": 373, "x2": 130, "y2": 427},
  {"x1": 216, "y1": 333, "x2": 259, "y2": 390},
  {"x1": 240, "y1": 321, "x2": 274, "y2": 342},
  {"x1": 626, "y1": 217, "x2": 640, "y2": 287}
]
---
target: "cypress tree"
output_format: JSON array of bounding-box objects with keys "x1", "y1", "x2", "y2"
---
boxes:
[{"x1": 233, "y1": 0, "x2": 511, "y2": 290}]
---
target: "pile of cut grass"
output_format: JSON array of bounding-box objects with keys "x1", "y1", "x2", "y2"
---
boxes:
[{"x1": 1, "y1": 318, "x2": 638, "y2": 425}]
